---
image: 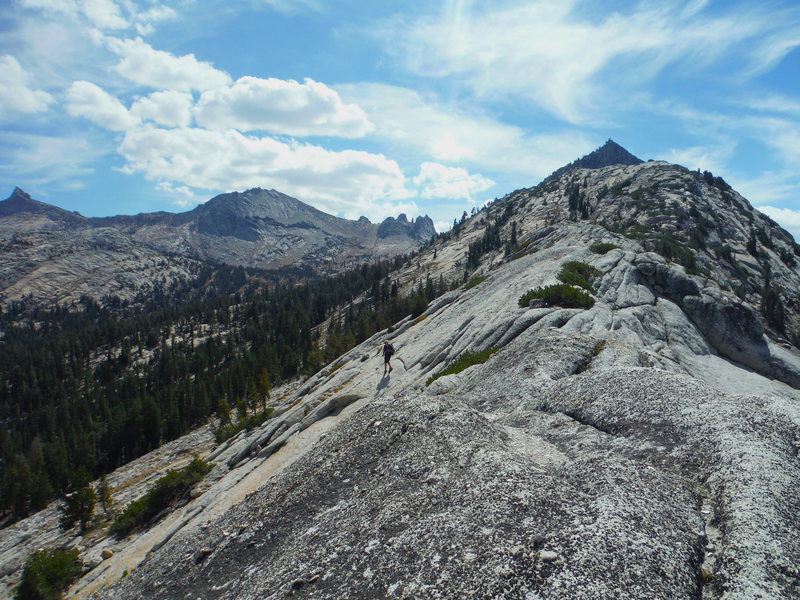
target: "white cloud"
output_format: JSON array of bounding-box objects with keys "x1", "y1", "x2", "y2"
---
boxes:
[
  {"x1": 66, "y1": 80, "x2": 140, "y2": 131},
  {"x1": 338, "y1": 82, "x2": 594, "y2": 178},
  {"x1": 130, "y1": 90, "x2": 193, "y2": 127},
  {"x1": 733, "y1": 171, "x2": 800, "y2": 207},
  {"x1": 0, "y1": 55, "x2": 55, "y2": 114},
  {"x1": 132, "y1": 4, "x2": 176, "y2": 35},
  {"x1": 195, "y1": 76, "x2": 373, "y2": 137},
  {"x1": 156, "y1": 181, "x2": 203, "y2": 207},
  {"x1": 256, "y1": 0, "x2": 322, "y2": 14},
  {"x1": 413, "y1": 162, "x2": 494, "y2": 200},
  {"x1": 659, "y1": 144, "x2": 734, "y2": 176},
  {"x1": 752, "y1": 117, "x2": 800, "y2": 166},
  {"x1": 382, "y1": 1, "x2": 798, "y2": 123},
  {"x1": 5, "y1": 6, "x2": 107, "y2": 90},
  {"x1": 19, "y1": 0, "x2": 176, "y2": 34},
  {"x1": 754, "y1": 206, "x2": 800, "y2": 240},
  {"x1": 0, "y1": 129, "x2": 105, "y2": 190},
  {"x1": 742, "y1": 25, "x2": 800, "y2": 77},
  {"x1": 107, "y1": 36, "x2": 231, "y2": 91},
  {"x1": 79, "y1": 0, "x2": 128, "y2": 29},
  {"x1": 742, "y1": 93, "x2": 800, "y2": 116},
  {"x1": 756, "y1": 206, "x2": 800, "y2": 227},
  {"x1": 434, "y1": 220, "x2": 452, "y2": 232},
  {"x1": 17, "y1": 0, "x2": 79, "y2": 15},
  {"x1": 117, "y1": 125, "x2": 416, "y2": 219}
]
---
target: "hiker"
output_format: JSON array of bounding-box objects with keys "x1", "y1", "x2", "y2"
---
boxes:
[{"x1": 378, "y1": 340, "x2": 395, "y2": 375}]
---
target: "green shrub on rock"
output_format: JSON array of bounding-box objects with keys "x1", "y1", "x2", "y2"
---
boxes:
[
  {"x1": 215, "y1": 408, "x2": 274, "y2": 444},
  {"x1": 426, "y1": 347, "x2": 499, "y2": 386},
  {"x1": 518, "y1": 284, "x2": 595, "y2": 309},
  {"x1": 590, "y1": 242, "x2": 621, "y2": 254},
  {"x1": 557, "y1": 261, "x2": 601, "y2": 291},
  {"x1": 109, "y1": 457, "x2": 211, "y2": 537},
  {"x1": 464, "y1": 276, "x2": 487, "y2": 290},
  {"x1": 14, "y1": 547, "x2": 82, "y2": 600}
]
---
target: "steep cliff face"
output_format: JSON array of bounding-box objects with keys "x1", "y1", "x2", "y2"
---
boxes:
[
  {"x1": 0, "y1": 188, "x2": 435, "y2": 308},
  {"x1": 72, "y1": 151, "x2": 800, "y2": 600},
  {"x1": 377, "y1": 213, "x2": 436, "y2": 241}
]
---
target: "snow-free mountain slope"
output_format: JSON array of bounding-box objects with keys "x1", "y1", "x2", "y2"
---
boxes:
[
  {"x1": 91, "y1": 146, "x2": 800, "y2": 599},
  {"x1": 0, "y1": 187, "x2": 435, "y2": 308}
]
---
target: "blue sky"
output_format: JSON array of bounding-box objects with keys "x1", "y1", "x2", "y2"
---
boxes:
[{"x1": 1, "y1": 0, "x2": 800, "y2": 235}]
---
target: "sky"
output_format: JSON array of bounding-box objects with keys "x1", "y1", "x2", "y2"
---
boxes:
[{"x1": 1, "y1": 0, "x2": 800, "y2": 235}]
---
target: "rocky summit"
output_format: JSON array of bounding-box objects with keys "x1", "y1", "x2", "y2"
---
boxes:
[
  {"x1": 3, "y1": 144, "x2": 799, "y2": 600},
  {"x1": 0, "y1": 187, "x2": 435, "y2": 309}
]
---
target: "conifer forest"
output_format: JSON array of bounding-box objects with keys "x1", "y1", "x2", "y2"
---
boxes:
[{"x1": 0, "y1": 252, "x2": 446, "y2": 523}]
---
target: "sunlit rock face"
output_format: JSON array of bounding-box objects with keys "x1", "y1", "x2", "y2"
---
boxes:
[{"x1": 94, "y1": 148, "x2": 800, "y2": 600}]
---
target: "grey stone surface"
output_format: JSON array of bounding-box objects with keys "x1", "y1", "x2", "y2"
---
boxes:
[
  {"x1": 95, "y1": 229, "x2": 800, "y2": 598},
  {"x1": 99, "y1": 393, "x2": 709, "y2": 600},
  {"x1": 7, "y1": 157, "x2": 800, "y2": 600}
]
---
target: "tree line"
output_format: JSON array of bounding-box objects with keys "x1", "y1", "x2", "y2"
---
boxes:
[{"x1": 0, "y1": 250, "x2": 444, "y2": 523}]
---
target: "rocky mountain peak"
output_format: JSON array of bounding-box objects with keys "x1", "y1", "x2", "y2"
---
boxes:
[
  {"x1": 1, "y1": 187, "x2": 48, "y2": 214},
  {"x1": 10, "y1": 186, "x2": 31, "y2": 201},
  {"x1": 0, "y1": 187, "x2": 85, "y2": 224},
  {"x1": 546, "y1": 139, "x2": 644, "y2": 181},
  {"x1": 378, "y1": 213, "x2": 436, "y2": 241},
  {"x1": 412, "y1": 214, "x2": 436, "y2": 240},
  {"x1": 195, "y1": 188, "x2": 316, "y2": 223},
  {"x1": 0, "y1": 187, "x2": 437, "y2": 309}
]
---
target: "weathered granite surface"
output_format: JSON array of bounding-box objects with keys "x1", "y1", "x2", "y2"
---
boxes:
[
  {"x1": 6, "y1": 156, "x2": 800, "y2": 600},
  {"x1": 96, "y1": 193, "x2": 800, "y2": 599}
]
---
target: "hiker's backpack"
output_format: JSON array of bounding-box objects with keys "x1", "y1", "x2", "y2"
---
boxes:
[{"x1": 385, "y1": 343, "x2": 395, "y2": 356}]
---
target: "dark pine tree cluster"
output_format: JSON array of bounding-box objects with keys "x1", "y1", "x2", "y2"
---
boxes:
[
  {"x1": 0, "y1": 251, "x2": 444, "y2": 523},
  {"x1": 466, "y1": 202, "x2": 517, "y2": 271}
]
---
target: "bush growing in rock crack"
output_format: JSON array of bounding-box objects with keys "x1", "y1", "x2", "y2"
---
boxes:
[
  {"x1": 590, "y1": 242, "x2": 621, "y2": 254},
  {"x1": 557, "y1": 261, "x2": 602, "y2": 291},
  {"x1": 215, "y1": 408, "x2": 274, "y2": 444},
  {"x1": 426, "y1": 347, "x2": 499, "y2": 385},
  {"x1": 518, "y1": 284, "x2": 595, "y2": 309},
  {"x1": 109, "y1": 457, "x2": 211, "y2": 537},
  {"x1": 14, "y1": 547, "x2": 82, "y2": 600},
  {"x1": 464, "y1": 275, "x2": 487, "y2": 290}
]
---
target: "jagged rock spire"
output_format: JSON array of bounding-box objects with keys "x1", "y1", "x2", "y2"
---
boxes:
[{"x1": 546, "y1": 139, "x2": 644, "y2": 181}]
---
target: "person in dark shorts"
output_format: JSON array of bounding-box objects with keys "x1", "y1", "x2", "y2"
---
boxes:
[{"x1": 378, "y1": 340, "x2": 395, "y2": 375}]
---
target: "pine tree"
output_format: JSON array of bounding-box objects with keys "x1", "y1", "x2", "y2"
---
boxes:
[
  {"x1": 2, "y1": 454, "x2": 33, "y2": 518},
  {"x1": 97, "y1": 475, "x2": 113, "y2": 517},
  {"x1": 747, "y1": 229, "x2": 758, "y2": 256},
  {"x1": 215, "y1": 397, "x2": 231, "y2": 425},
  {"x1": 258, "y1": 370, "x2": 271, "y2": 410},
  {"x1": 58, "y1": 467, "x2": 96, "y2": 533}
]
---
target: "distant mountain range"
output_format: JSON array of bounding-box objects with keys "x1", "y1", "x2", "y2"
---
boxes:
[{"x1": 0, "y1": 187, "x2": 435, "y2": 308}]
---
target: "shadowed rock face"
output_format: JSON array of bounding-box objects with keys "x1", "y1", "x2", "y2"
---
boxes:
[{"x1": 378, "y1": 213, "x2": 436, "y2": 240}]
